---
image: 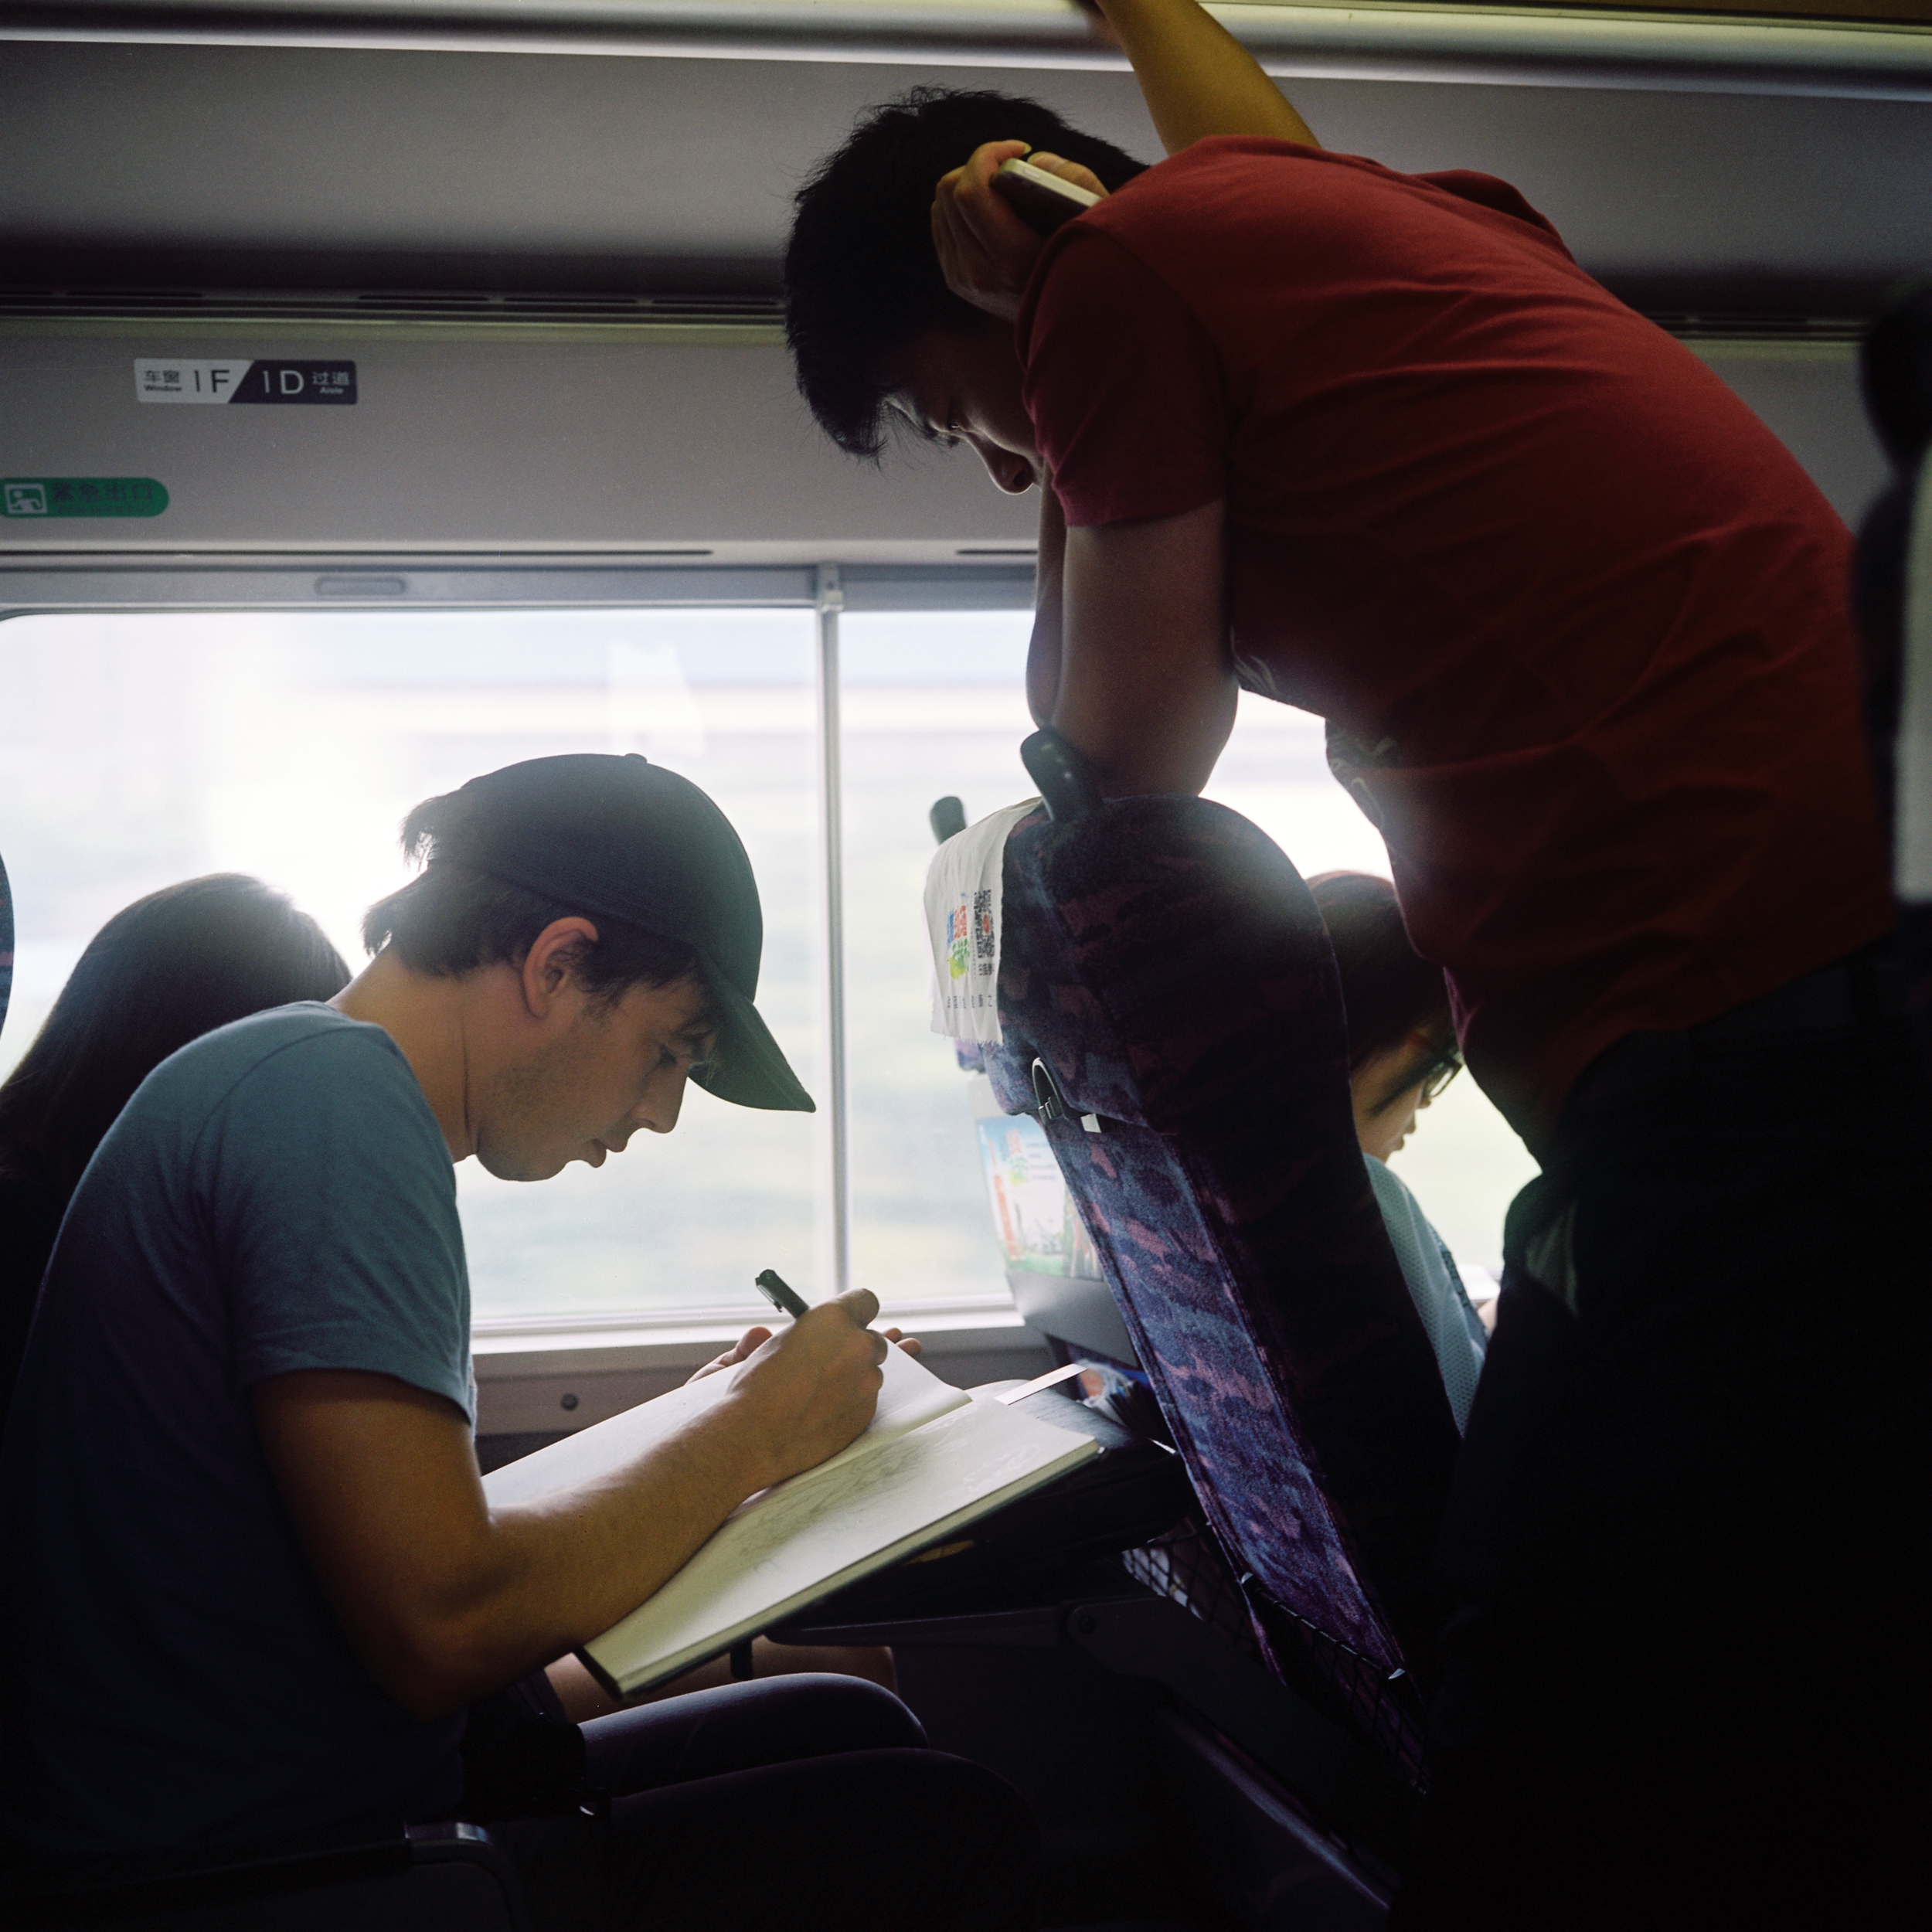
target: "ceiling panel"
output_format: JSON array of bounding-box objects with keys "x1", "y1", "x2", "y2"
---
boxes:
[{"x1": 0, "y1": 39, "x2": 1926, "y2": 304}]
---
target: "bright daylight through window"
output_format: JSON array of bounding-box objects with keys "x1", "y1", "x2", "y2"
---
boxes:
[{"x1": 0, "y1": 604, "x2": 1535, "y2": 1329}]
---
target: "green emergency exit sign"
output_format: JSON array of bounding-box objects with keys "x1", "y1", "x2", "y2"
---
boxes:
[{"x1": 2, "y1": 478, "x2": 170, "y2": 519}]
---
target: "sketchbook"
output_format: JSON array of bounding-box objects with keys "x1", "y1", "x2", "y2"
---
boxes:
[{"x1": 481, "y1": 1342, "x2": 1099, "y2": 1696}]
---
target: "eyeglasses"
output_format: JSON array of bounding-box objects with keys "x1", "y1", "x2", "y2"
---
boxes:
[{"x1": 1406, "y1": 1029, "x2": 1464, "y2": 1104}]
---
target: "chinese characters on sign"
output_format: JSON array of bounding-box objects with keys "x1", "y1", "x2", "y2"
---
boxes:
[{"x1": 134, "y1": 359, "x2": 357, "y2": 404}]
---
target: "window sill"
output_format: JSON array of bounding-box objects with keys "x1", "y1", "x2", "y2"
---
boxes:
[
  {"x1": 471, "y1": 1297, "x2": 1050, "y2": 1437},
  {"x1": 472, "y1": 1294, "x2": 1022, "y2": 1373}
]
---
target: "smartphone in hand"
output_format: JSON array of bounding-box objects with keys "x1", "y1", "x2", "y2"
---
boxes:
[{"x1": 993, "y1": 157, "x2": 1102, "y2": 236}]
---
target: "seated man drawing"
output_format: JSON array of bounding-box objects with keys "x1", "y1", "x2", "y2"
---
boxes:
[{"x1": 0, "y1": 754, "x2": 1036, "y2": 1932}]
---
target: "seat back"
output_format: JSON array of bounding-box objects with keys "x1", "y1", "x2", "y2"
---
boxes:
[{"x1": 984, "y1": 796, "x2": 1461, "y2": 1720}]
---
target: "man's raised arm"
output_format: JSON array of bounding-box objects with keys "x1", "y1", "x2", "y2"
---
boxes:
[
  {"x1": 963, "y1": 2, "x2": 1311, "y2": 736},
  {"x1": 1086, "y1": 0, "x2": 1318, "y2": 155},
  {"x1": 253, "y1": 1291, "x2": 887, "y2": 1720},
  {"x1": 1029, "y1": 0, "x2": 1311, "y2": 741}
]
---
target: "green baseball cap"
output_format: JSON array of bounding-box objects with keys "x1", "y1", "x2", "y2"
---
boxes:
[{"x1": 433, "y1": 753, "x2": 812, "y2": 1113}]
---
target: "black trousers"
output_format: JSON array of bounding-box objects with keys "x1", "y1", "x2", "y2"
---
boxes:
[
  {"x1": 1396, "y1": 950, "x2": 1932, "y2": 1929},
  {"x1": 495, "y1": 1675, "x2": 1039, "y2": 1932}
]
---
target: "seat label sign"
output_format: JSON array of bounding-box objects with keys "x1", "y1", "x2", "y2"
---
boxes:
[
  {"x1": 3, "y1": 478, "x2": 170, "y2": 518},
  {"x1": 134, "y1": 359, "x2": 357, "y2": 404}
]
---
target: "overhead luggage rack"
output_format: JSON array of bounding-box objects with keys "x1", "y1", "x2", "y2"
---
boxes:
[
  {"x1": 1638, "y1": 308, "x2": 1872, "y2": 343},
  {"x1": 0, "y1": 283, "x2": 1879, "y2": 345},
  {"x1": 0, "y1": 287, "x2": 788, "y2": 330}
]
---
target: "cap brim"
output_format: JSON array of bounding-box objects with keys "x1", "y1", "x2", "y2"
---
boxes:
[{"x1": 689, "y1": 961, "x2": 816, "y2": 1113}]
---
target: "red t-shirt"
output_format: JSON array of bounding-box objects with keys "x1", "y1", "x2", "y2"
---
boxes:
[{"x1": 1017, "y1": 137, "x2": 1892, "y2": 1148}]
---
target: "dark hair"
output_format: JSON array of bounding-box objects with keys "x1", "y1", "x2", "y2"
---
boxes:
[
  {"x1": 784, "y1": 86, "x2": 1149, "y2": 458},
  {"x1": 362, "y1": 787, "x2": 701, "y2": 1004},
  {"x1": 0, "y1": 875, "x2": 350, "y2": 1200},
  {"x1": 1308, "y1": 872, "x2": 1453, "y2": 1070}
]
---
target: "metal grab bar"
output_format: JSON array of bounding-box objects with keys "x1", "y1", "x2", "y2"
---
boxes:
[{"x1": 7, "y1": 0, "x2": 1932, "y2": 104}]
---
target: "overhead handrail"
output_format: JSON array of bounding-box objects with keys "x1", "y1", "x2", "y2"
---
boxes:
[{"x1": 5, "y1": 0, "x2": 1932, "y2": 102}]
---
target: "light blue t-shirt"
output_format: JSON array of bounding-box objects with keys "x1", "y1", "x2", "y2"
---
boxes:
[
  {"x1": 1366, "y1": 1155, "x2": 1488, "y2": 1433},
  {"x1": 1, "y1": 1005, "x2": 473, "y2": 1855}
]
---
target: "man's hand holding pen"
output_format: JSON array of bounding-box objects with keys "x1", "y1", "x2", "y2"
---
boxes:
[
  {"x1": 682, "y1": 1277, "x2": 924, "y2": 1493},
  {"x1": 688, "y1": 1318, "x2": 923, "y2": 1386}
]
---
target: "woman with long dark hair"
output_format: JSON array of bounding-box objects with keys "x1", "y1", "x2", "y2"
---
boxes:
[{"x1": 0, "y1": 874, "x2": 349, "y2": 1429}]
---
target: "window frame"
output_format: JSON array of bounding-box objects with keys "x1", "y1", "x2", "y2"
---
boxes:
[{"x1": 0, "y1": 556, "x2": 1042, "y2": 1379}]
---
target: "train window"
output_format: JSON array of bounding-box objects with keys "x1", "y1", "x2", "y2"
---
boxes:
[
  {"x1": 840, "y1": 610, "x2": 1035, "y2": 1309},
  {"x1": 0, "y1": 605, "x2": 830, "y2": 1323},
  {"x1": 841, "y1": 610, "x2": 1537, "y2": 1299},
  {"x1": 0, "y1": 591, "x2": 1536, "y2": 1327}
]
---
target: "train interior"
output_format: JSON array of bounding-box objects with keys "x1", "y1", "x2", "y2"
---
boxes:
[{"x1": 2, "y1": 2, "x2": 1927, "y2": 1927}]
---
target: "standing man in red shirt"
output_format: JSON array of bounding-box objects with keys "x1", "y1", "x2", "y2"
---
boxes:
[{"x1": 786, "y1": 3, "x2": 1927, "y2": 1923}]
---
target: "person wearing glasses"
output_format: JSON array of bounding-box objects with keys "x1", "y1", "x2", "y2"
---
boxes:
[{"x1": 1311, "y1": 872, "x2": 1487, "y2": 1434}]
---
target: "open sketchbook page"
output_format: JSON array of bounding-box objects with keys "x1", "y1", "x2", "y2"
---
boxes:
[
  {"x1": 481, "y1": 1339, "x2": 969, "y2": 1511},
  {"x1": 583, "y1": 1396, "x2": 1099, "y2": 1696}
]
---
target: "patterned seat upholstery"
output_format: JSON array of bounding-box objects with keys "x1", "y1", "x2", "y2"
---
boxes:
[{"x1": 985, "y1": 795, "x2": 1460, "y2": 1748}]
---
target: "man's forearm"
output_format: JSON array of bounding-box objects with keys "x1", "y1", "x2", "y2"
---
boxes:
[
  {"x1": 257, "y1": 1307, "x2": 888, "y2": 1723},
  {"x1": 1052, "y1": 659, "x2": 1239, "y2": 799},
  {"x1": 258, "y1": 1376, "x2": 777, "y2": 1722},
  {"x1": 423, "y1": 1399, "x2": 774, "y2": 1713},
  {"x1": 1029, "y1": 480, "x2": 1068, "y2": 727},
  {"x1": 1053, "y1": 501, "x2": 1237, "y2": 798},
  {"x1": 1094, "y1": 0, "x2": 1317, "y2": 155}
]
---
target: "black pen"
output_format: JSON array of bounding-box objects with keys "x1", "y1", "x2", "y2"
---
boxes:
[{"x1": 753, "y1": 1269, "x2": 811, "y2": 1319}]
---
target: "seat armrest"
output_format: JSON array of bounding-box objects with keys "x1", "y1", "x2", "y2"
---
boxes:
[{"x1": 407, "y1": 1823, "x2": 536, "y2": 1932}]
